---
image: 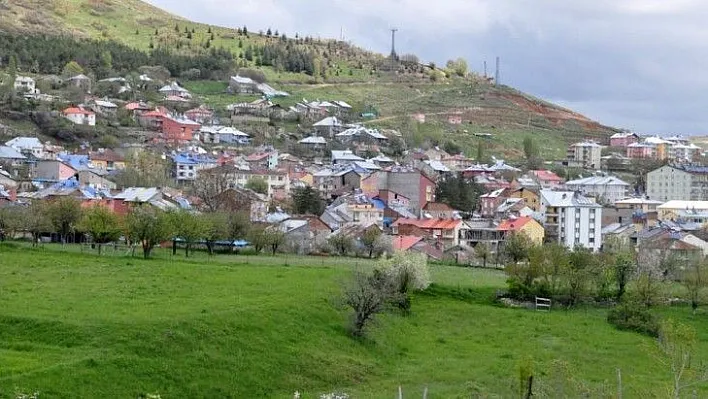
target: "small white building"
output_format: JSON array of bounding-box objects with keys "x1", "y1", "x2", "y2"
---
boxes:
[
  {"x1": 565, "y1": 175, "x2": 631, "y2": 205},
  {"x1": 5, "y1": 137, "x2": 45, "y2": 159},
  {"x1": 540, "y1": 190, "x2": 603, "y2": 251},
  {"x1": 62, "y1": 107, "x2": 96, "y2": 126},
  {"x1": 14, "y1": 76, "x2": 37, "y2": 93}
]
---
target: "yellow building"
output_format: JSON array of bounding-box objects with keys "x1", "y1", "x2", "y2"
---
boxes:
[
  {"x1": 498, "y1": 216, "x2": 545, "y2": 246},
  {"x1": 509, "y1": 188, "x2": 541, "y2": 212}
]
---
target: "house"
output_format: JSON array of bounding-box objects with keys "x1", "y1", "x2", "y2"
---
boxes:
[
  {"x1": 565, "y1": 175, "x2": 631, "y2": 205},
  {"x1": 447, "y1": 113, "x2": 463, "y2": 124},
  {"x1": 172, "y1": 153, "x2": 218, "y2": 182},
  {"x1": 298, "y1": 135, "x2": 327, "y2": 149},
  {"x1": 32, "y1": 160, "x2": 77, "y2": 182},
  {"x1": 331, "y1": 150, "x2": 364, "y2": 165},
  {"x1": 14, "y1": 76, "x2": 37, "y2": 93},
  {"x1": 278, "y1": 216, "x2": 332, "y2": 254},
  {"x1": 88, "y1": 149, "x2": 125, "y2": 172},
  {"x1": 0, "y1": 146, "x2": 27, "y2": 166},
  {"x1": 647, "y1": 165, "x2": 708, "y2": 202},
  {"x1": 508, "y1": 187, "x2": 542, "y2": 212},
  {"x1": 610, "y1": 132, "x2": 640, "y2": 148},
  {"x1": 614, "y1": 197, "x2": 663, "y2": 228},
  {"x1": 657, "y1": 200, "x2": 708, "y2": 225},
  {"x1": 5, "y1": 137, "x2": 45, "y2": 159},
  {"x1": 63, "y1": 107, "x2": 96, "y2": 126},
  {"x1": 125, "y1": 101, "x2": 151, "y2": 114},
  {"x1": 423, "y1": 202, "x2": 456, "y2": 219},
  {"x1": 480, "y1": 188, "x2": 507, "y2": 218},
  {"x1": 540, "y1": 190, "x2": 603, "y2": 251},
  {"x1": 246, "y1": 150, "x2": 279, "y2": 170},
  {"x1": 212, "y1": 187, "x2": 269, "y2": 221},
  {"x1": 76, "y1": 169, "x2": 117, "y2": 190},
  {"x1": 67, "y1": 74, "x2": 92, "y2": 92},
  {"x1": 377, "y1": 167, "x2": 436, "y2": 215},
  {"x1": 92, "y1": 100, "x2": 118, "y2": 116},
  {"x1": 137, "y1": 108, "x2": 168, "y2": 130},
  {"x1": 568, "y1": 141, "x2": 602, "y2": 170},
  {"x1": 335, "y1": 126, "x2": 389, "y2": 145},
  {"x1": 313, "y1": 116, "x2": 344, "y2": 137},
  {"x1": 626, "y1": 142, "x2": 655, "y2": 159},
  {"x1": 217, "y1": 166, "x2": 290, "y2": 200},
  {"x1": 441, "y1": 154, "x2": 475, "y2": 171},
  {"x1": 162, "y1": 115, "x2": 201, "y2": 143},
  {"x1": 392, "y1": 218, "x2": 466, "y2": 248},
  {"x1": 229, "y1": 75, "x2": 259, "y2": 94},
  {"x1": 497, "y1": 216, "x2": 545, "y2": 246},
  {"x1": 159, "y1": 82, "x2": 191, "y2": 99},
  {"x1": 529, "y1": 170, "x2": 565, "y2": 189},
  {"x1": 111, "y1": 187, "x2": 188, "y2": 215},
  {"x1": 185, "y1": 106, "x2": 215, "y2": 124},
  {"x1": 324, "y1": 192, "x2": 385, "y2": 230}
]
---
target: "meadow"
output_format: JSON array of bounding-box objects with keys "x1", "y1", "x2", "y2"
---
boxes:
[{"x1": 0, "y1": 244, "x2": 706, "y2": 398}]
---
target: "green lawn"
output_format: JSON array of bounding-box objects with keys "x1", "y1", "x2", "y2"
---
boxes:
[{"x1": 0, "y1": 244, "x2": 705, "y2": 398}]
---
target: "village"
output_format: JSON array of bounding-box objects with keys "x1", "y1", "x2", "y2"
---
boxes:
[{"x1": 1, "y1": 70, "x2": 707, "y2": 265}]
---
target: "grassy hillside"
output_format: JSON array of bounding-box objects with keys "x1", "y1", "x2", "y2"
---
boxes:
[
  {"x1": 0, "y1": 244, "x2": 706, "y2": 397},
  {"x1": 0, "y1": 0, "x2": 619, "y2": 158}
]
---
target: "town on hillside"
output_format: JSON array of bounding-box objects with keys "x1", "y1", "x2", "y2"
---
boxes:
[{"x1": 1, "y1": 68, "x2": 707, "y2": 264}]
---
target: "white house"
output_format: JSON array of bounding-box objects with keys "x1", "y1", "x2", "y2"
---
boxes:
[
  {"x1": 159, "y1": 82, "x2": 191, "y2": 99},
  {"x1": 331, "y1": 150, "x2": 364, "y2": 165},
  {"x1": 62, "y1": 107, "x2": 96, "y2": 126},
  {"x1": 5, "y1": 137, "x2": 44, "y2": 159},
  {"x1": 565, "y1": 175, "x2": 631, "y2": 205},
  {"x1": 13, "y1": 76, "x2": 37, "y2": 93},
  {"x1": 540, "y1": 190, "x2": 603, "y2": 251}
]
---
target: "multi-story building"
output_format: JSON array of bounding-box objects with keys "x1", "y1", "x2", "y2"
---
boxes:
[
  {"x1": 564, "y1": 175, "x2": 631, "y2": 205},
  {"x1": 540, "y1": 190, "x2": 603, "y2": 251},
  {"x1": 646, "y1": 165, "x2": 708, "y2": 202},
  {"x1": 377, "y1": 167, "x2": 436, "y2": 216},
  {"x1": 568, "y1": 141, "x2": 602, "y2": 170},
  {"x1": 610, "y1": 132, "x2": 640, "y2": 148}
]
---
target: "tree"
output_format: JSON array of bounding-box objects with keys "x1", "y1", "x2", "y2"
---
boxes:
[
  {"x1": 446, "y1": 58, "x2": 468, "y2": 77},
  {"x1": 613, "y1": 251, "x2": 636, "y2": 301},
  {"x1": 192, "y1": 167, "x2": 231, "y2": 212},
  {"x1": 343, "y1": 270, "x2": 397, "y2": 337},
  {"x1": 291, "y1": 186, "x2": 324, "y2": 215},
  {"x1": 523, "y1": 137, "x2": 543, "y2": 169},
  {"x1": 100, "y1": 51, "x2": 113, "y2": 72},
  {"x1": 20, "y1": 202, "x2": 51, "y2": 246},
  {"x1": 61, "y1": 61, "x2": 84, "y2": 77},
  {"x1": 475, "y1": 242, "x2": 492, "y2": 268},
  {"x1": 565, "y1": 247, "x2": 596, "y2": 306},
  {"x1": 203, "y1": 212, "x2": 228, "y2": 255},
  {"x1": 376, "y1": 251, "x2": 430, "y2": 313},
  {"x1": 361, "y1": 228, "x2": 382, "y2": 258},
  {"x1": 114, "y1": 150, "x2": 170, "y2": 188},
  {"x1": 78, "y1": 207, "x2": 123, "y2": 255},
  {"x1": 329, "y1": 233, "x2": 353, "y2": 256},
  {"x1": 435, "y1": 173, "x2": 483, "y2": 213},
  {"x1": 126, "y1": 207, "x2": 173, "y2": 259},
  {"x1": 245, "y1": 177, "x2": 268, "y2": 195},
  {"x1": 503, "y1": 232, "x2": 532, "y2": 263},
  {"x1": 443, "y1": 140, "x2": 463, "y2": 155},
  {"x1": 7, "y1": 55, "x2": 17, "y2": 80},
  {"x1": 226, "y1": 211, "x2": 250, "y2": 240},
  {"x1": 659, "y1": 319, "x2": 707, "y2": 398},
  {"x1": 264, "y1": 228, "x2": 285, "y2": 255},
  {"x1": 169, "y1": 210, "x2": 210, "y2": 258},
  {"x1": 680, "y1": 255, "x2": 707, "y2": 313},
  {"x1": 248, "y1": 225, "x2": 268, "y2": 253},
  {"x1": 46, "y1": 197, "x2": 83, "y2": 244}
]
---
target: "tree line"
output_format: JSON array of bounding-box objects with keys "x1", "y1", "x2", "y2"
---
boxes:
[{"x1": 0, "y1": 33, "x2": 234, "y2": 80}]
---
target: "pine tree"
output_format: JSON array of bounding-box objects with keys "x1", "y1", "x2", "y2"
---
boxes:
[
  {"x1": 243, "y1": 25, "x2": 248, "y2": 35},
  {"x1": 238, "y1": 39, "x2": 243, "y2": 48},
  {"x1": 135, "y1": 29, "x2": 139, "y2": 35},
  {"x1": 207, "y1": 27, "x2": 212, "y2": 34},
  {"x1": 174, "y1": 23, "x2": 179, "y2": 32},
  {"x1": 266, "y1": 28, "x2": 272, "y2": 36}
]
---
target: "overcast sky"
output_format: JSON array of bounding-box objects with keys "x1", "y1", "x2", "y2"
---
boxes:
[{"x1": 146, "y1": 0, "x2": 708, "y2": 135}]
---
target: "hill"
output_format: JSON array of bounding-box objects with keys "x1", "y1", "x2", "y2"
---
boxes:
[
  {"x1": 1, "y1": 244, "x2": 705, "y2": 397},
  {"x1": 0, "y1": 0, "x2": 620, "y2": 159}
]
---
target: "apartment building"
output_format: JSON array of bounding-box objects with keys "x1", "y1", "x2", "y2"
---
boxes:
[
  {"x1": 568, "y1": 141, "x2": 602, "y2": 170},
  {"x1": 564, "y1": 175, "x2": 631, "y2": 205},
  {"x1": 540, "y1": 190, "x2": 603, "y2": 251},
  {"x1": 646, "y1": 165, "x2": 708, "y2": 202}
]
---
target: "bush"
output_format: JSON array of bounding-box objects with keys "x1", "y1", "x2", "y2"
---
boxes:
[{"x1": 607, "y1": 302, "x2": 660, "y2": 337}]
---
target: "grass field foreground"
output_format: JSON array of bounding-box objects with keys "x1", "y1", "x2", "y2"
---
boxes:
[{"x1": 0, "y1": 245, "x2": 706, "y2": 397}]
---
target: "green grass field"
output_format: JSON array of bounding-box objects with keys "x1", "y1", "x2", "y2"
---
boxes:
[{"x1": 1, "y1": 244, "x2": 707, "y2": 397}]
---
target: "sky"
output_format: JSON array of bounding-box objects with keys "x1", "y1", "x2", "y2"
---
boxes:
[{"x1": 145, "y1": 0, "x2": 708, "y2": 135}]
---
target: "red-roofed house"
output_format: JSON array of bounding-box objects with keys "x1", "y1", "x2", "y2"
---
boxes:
[
  {"x1": 125, "y1": 102, "x2": 151, "y2": 113},
  {"x1": 63, "y1": 107, "x2": 95, "y2": 126},
  {"x1": 162, "y1": 116, "x2": 200, "y2": 143},
  {"x1": 185, "y1": 105, "x2": 215, "y2": 124},
  {"x1": 138, "y1": 109, "x2": 168, "y2": 130},
  {"x1": 497, "y1": 216, "x2": 545, "y2": 246},
  {"x1": 423, "y1": 202, "x2": 456, "y2": 218},
  {"x1": 392, "y1": 235, "x2": 444, "y2": 260},
  {"x1": 529, "y1": 170, "x2": 565, "y2": 189},
  {"x1": 392, "y1": 218, "x2": 467, "y2": 248}
]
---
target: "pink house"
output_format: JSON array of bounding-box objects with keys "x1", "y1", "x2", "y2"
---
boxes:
[
  {"x1": 626, "y1": 142, "x2": 654, "y2": 159},
  {"x1": 610, "y1": 132, "x2": 640, "y2": 148},
  {"x1": 529, "y1": 170, "x2": 565, "y2": 189}
]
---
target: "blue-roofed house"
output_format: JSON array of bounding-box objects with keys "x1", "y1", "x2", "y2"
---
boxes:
[{"x1": 172, "y1": 153, "x2": 218, "y2": 182}]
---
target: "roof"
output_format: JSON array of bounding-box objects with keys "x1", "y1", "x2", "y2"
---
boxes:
[
  {"x1": 159, "y1": 82, "x2": 189, "y2": 93},
  {"x1": 333, "y1": 100, "x2": 352, "y2": 109},
  {"x1": 658, "y1": 200, "x2": 708, "y2": 211},
  {"x1": 540, "y1": 190, "x2": 601, "y2": 208},
  {"x1": 611, "y1": 132, "x2": 638, "y2": 139},
  {"x1": 331, "y1": 150, "x2": 364, "y2": 162},
  {"x1": 114, "y1": 187, "x2": 161, "y2": 202},
  {"x1": 125, "y1": 102, "x2": 150, "y2": 111},
  {"x1": 571, "y1": 141, "x2": 602, "y2": 148},
  {"x1": 63, "y1": 107, "x2": 94, "y2": 116},
  {"x1": 393, "y1": 218, "x2": 462, "y2": 229},
  {"x1": 530, "y1": 169, "x2": 564, "y2": 182},
  {"x1": 393, "y1": 235, "x2": 424, "y2": 251},
  {"x1": 216, "y1": 127, "x2": 250, "y2": 137},
  {"x1": 615, "y1": 197, "x2": 664, "y2": 206},
  {"x1": 230, "y1": 75, "x2": 257, "y2": 85},
  {"x1": 6, "y1": 137, "x2": 42, "y2": 149},
  {"x1": 68, "y1": 74, "x2": 90, "y2": 81},
  {"x1": 423, "y1": 202, "x2": 455, "y2": 212},
  {"x1": 370, "y1": 154, "x2": 394, "y2": 163},
  {"x1": 299, "y1": 136, "x2": 327, "y2": 145},
  {"x1": 0, "y1": 146, "x2": 26, "y2": 160},
  {"x1": 498, "y1": 216, "x2": 536, "y2": 232},
  {"x1": 353, "y1": 161, "x2": 381, "y2": 171},
  {"x1": 565, "y1": 175, "x2": 630, "y2": 187},
  {"x1": 89, "y1": 149, "x2": 124, "y2": 163},
  {"x1": 246, "y1": 152, "x2": 272, "y2": 162},
  {"x1": 94, "y1": 100, "x2": 117, "y2": 108},
  {"x1": 314, "y1": 116, "x2": 342, "y2": 127},
  {"x1": 424, "y1": 160, "x2": 451, "y2": 172}
]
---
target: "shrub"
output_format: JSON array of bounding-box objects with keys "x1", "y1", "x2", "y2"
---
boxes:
[{"x1": 607, "y1": 302, "x2": 660, "y2": 337}]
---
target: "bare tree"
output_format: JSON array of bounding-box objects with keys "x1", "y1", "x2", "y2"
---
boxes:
[
  {"x1": 343, "y1": 270, "x2": 398, "y2": 337},
  {"x1": 659, "y1": 319, "x2": 708, "y2": 398},
  {"x1": 192, "y1": 167, "x2": 231, "y2": 212},
  {"x1": 680, "y1": 255, "x2": 707, "y2": 313}
]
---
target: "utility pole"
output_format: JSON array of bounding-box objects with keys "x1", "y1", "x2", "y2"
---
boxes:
[
  {"x1": 483, "y1": 60, "x2": 487, "y2": 79},
  {"x1": 495, "y1": 56, "x2": 500, "y2": 87},
  {"x1": 390, "y1": 28, "x2": 398, "y2": 59}
]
